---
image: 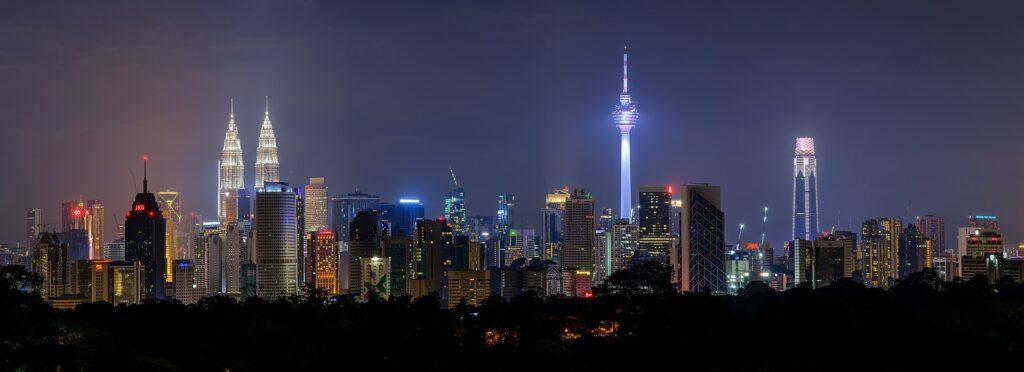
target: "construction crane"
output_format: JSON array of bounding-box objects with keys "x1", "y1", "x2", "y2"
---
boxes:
[
  {"x1": 735, "y1": 223, "x2": 745, "y2": 249},
  {"x1": 759, "y1": 206, "x2": 769, "y2": 247},
  {"x1": 449, "y1": 167, "x2": 460, "y2": 188}
]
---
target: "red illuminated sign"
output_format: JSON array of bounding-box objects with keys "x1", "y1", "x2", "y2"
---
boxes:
[{"x1": 134, "y1": 204, "x2": 146, "y2": 211}]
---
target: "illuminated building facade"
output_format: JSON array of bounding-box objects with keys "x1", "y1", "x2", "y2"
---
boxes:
[
  {"x1": 124, "y1": 159, "x2": 167, "y2": 299},
  {"x1": 898, "y1": 224, "x2": 930, "y2": 276},
  {"x1": 725, "y1": 248, "x2": 752, "y2": 295},
  {"x1": 541, "y1": 187, "x2": 569, "y2": 261},
  {"x1": 612, "y1": 47, "x2": 638, "y2": 220},
  {"x1": 792, "y1": 137, "x2": 819, "y2": 240},
  {"x1": 637, "y1": 185, "x2": 672, "y2": 260},
  {"x1": 444, "y1": 169, "x2": 468, "y2": 235},
  {"x1": 560, "y1": 189, "x2": 595, "y2": 273},
  {"x1": 860, "y1": 218, "x2": 900, "y2": 289},
  {"x1": 358, "y1": 256, "x2": 390, "y2": 300},
  {"x1": 307, "y1": 229, "x2": 339, "y2": 294},
  {"x1": 446, "y1": 270, "x2": 489, "y2": 308},
  {"x1": 673, "y1": 184, "x2": 725, "y2": 293},
  {"x1": 302, "y1": 177, "x2": 328, "y2": 233},
  {"x1": 253, "y1": 97, "x2": 280, "y2": 190},
  {"x1": 87, "y1": 199, "x2": 103, "y2": 260},
  {"x1": 253, "y1": 182, "x2": 299, "y2": 299},
  {"x1": 156, "y1": 191, "x2": 180, "y2": 281},
  {"x1": 218, "y1": 100, "x2": 244, "y2": 221},
  {"x1": 171, "y1": 259, "x2": 199, "y2": 304},
  {"x1": 32, "y1": 232, "x2": 67, "y2": 300},
  {"x1": 495, "y1": 193, "x2": 515, "y2": 266},
  {"x1": 960, "y1": 228, "x2": 1003, "y2": 282}
]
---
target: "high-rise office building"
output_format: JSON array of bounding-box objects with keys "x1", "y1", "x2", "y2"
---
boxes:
[
  {"x1": 62, "y1": 199, "x2": 87, "y2": 232},
  {"x1": 156, "y1": 191, "x2": 180, "y2": 279},
  {"x1": 103, "y1": 239, "x2": 125, "y2": 261},
  {"x1": 415, "y1": 218, "x2": 452, "y2": 297},
  {"x1": 383, "y1": 199, "x2": 425, "y2": 238},
  {"x1": 253, "y1": 97, "x2": 280, "y2": 190},
  {"x1": 383, "y1": 235, "x2": 413, "y2": 297},
  {"x1": 307, "y1": 229, "x2": 339, "y2": 294},
  {"x1": 967, "y1": 215, "x2": 999, "y2": 230},
  {"x1": 358, "y1": 256, "x2": 390, "y2": 300},
  {"x1": 792, "y1": 137, "x2": 819, "y2": 240},
  {"x1": 124, "y1": 158, "x2": 167, "y2": 299},
  {"x1": 541, "y1": 187, "x2": 569, "y2": 261},
  {"x1": 637, "y1": 185, "x2": 672, "y2": 260},
  {"x1": 348, "y1": 210, "x2": 383, "y2": 299},
  {"x1": 596, "y1": 219, "x2": 637, "y2": 282},
  {"x1": 26, "y1": 208, "x2": 43, "y2": 250},
  {"x1": 444, "y1": 169, "x2": 469, "y2": 235},
  {"x1": 960, "y1": 228, "x2": 1003, "y2": 282},
  {"x1": 914, "y1": 215, "x2": 945, "y2": 257},
  {"x1": 446, "y1": 270, "x2": 489, "y2": 308},
  {"x1": 218, "y1": 99, "x2": 245, "y2": 221},
  {"x1": 898, "y1": 224, "x2": 930, "y2": 277},
  {"x1": 304, "y1": 177, "x2": 328, "y2": 232},
  {"x1": 330, "y1": 191, "x2": 380, "y2": 244},
  {"x1": 61, "y1": 199, "x2": 91, "y2": 260},
  {"x1": 612, "y1": 47, "x2": 638, "y2": 220},
  {"x1": 495, "y1": 193, "x2": 515, "y2": 265},
  {"x1": 221, "y1": 221, "x2": 240, "y2": 295},
  {"x1": 32, "y1": 232, "x2": 67, "y2": 300},
  {"x1": 253, "y1": 182, "x2": 299, "y2": 299},
  {"x1": 598, "y1": 208, "x2": 615, "y2": 232},
  {"x1": 559, "y1": 189, "x2": 595, "y2": 273},
  {"x1": 171, "y1": 260, "x2": 199, "y2": 304},
  {"x1": 861, "y1": 218, "x2": 900, "y2": 289},
  {"x1": 673, "y1": 184, "x2": 725, "y2": 293},
  {"x1": 86, "y1": 199, "x2": 103, "y2": 260}
]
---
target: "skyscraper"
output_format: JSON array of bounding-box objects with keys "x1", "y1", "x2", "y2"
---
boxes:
[
  {"x1": 330, "y1": 190, "x2": 380, "y2": 243},
  {"x1": 541, "y1": 187, "x2": 569, "y2": 261},
  {"x1": 32, "y1": 232, "x2": 67, "y2": 300},
  {"x1": 86, "y1": 199, "x2": 103, "y2": 260},
  {"x1": 383, "y1": 199, "x2": 425, "y2": 238},
  {"x1": 792, "y1": 137, "x2": 819, "y2": 240},
  {"x1": 124, "y1": 157, "x2": 167, "y2": 299},
  {"x1": 253, "y1": 182, "x2": 299, "y2": 299},
  {"x1": 495, "y1": 193, "x2": 515, "y2": 265},
  {"x1": 253, "y1": 97, "x2": 280, "y2": 190},
  {"x1": 637, "y1": 185, "x2": 672, "y2": 260},
  {"x1": 914, "y1": 215, "x2": 945, "y2": 257},
  {"x1": 612, "y1": 47, "x2": 638, "y2": 220},
  {"x1": 348, "y1": 210, "x2": 383, "y2": 299},
  {"x1": 156, "y1": 191, "x2": 180, "y2": 279},
  {"x1": 304, "y1": 177, "x2": 328, "y2": 232},
  {"x1": 307, "y1": 229, "x2": 339, "y2": 294},
  {"x1": 559, "y1": 189, "x2": 595, "y2": 272},
  {"x1": 673, "y1": 184, "x2": 726, "y2": 293},
  {"x1": 861, "y1": 218, "x2": 900, "y2": 289},
  {"x1": 218, "y1": 99, "x2": 244, "y2": 221},
  {"x1": 444, "y1": 169, "x2": 468, "y2": 235},
  {"x1": 26, "y1": 208, "x2": 43, "y2": 250}
]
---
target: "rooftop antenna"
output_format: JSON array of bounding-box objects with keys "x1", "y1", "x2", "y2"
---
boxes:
[{"x1": 142, "y1": 155, "x2": 149, "y2": 193}]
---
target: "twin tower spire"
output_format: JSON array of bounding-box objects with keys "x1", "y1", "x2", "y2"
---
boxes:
[{"x1": 219, "y1": 97, "x2": 280, "y2": 218}]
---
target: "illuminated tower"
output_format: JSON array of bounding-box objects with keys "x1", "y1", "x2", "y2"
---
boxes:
[
  {"x1": 612, "y1": 47, "x2": 638, "y2": 220},
  {"x1": 254, "y1": 97, "x2": 280, "y2": 190},
  {"x1": 304, "y1": 177, "x2": 328, "y2": 232},
  {"x1": 792, "y1": 137, "x2": 819, "y2": 240},
  {"x1": 219, "y1": 99, "x2": 244, "y2": 220},
  {"x1": 444, "y1": 168, "x2": 468, "y2": 235},
  {"x1": 86, "y1": 200, "x2": 103, "y2": 260},
  {"x1": 156, "y1": 191, "x2": 181, "y2": 281},
  {"x1": 124, "y1": 156, "x2": 167, "y2": 299}
]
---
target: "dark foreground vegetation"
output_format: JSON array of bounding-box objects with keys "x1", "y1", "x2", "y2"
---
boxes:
[{"x1": 3, "y1": 263, "x2": 1023, "y2": 371}]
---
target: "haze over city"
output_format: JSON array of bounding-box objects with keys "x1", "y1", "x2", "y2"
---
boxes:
[{"x1": 3, "y1": 1, "x2": 1024, "y2": 255}]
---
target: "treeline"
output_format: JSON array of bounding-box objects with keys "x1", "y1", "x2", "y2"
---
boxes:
[{"x1": 2, "y1": 263, "x2": 1023, "y2": 371}]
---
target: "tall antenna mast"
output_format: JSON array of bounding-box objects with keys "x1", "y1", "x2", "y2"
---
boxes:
[{"x1": 760, "y1": 206, "x2": 769, "y2": 246}]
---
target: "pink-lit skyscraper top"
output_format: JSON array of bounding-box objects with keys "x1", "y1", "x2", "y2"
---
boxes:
[
  {"x1": 795, "y1": 137, "x2": 815, "y2": 155},
  {"x1": 792, "y1": 137, "x2": 819, "y2": 240},
  {"x1": 613, "y1": 47, "x2": 638, "y2": 220}
]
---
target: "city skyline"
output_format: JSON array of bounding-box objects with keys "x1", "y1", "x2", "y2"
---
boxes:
[{"x1": 2, "y1": 1, "x2": 1022, "y2": 252}]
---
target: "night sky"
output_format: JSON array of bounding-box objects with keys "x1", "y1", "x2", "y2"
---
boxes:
[{"x1": 3, "y1": 1, "x2": 1024, "y2": 250}]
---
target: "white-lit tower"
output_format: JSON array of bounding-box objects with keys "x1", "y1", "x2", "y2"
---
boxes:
[
  {"x1": 219, "y1": 99, "x2": 244, "y2": 220},
  {"x1": 792, "y1": 137, "x2": 819, "y2": 240},
  {"x1": 254, "y1": 96, "x2": 280, "y2": 190},
  {"x1": 612, "y1": 47, "x2": 638, "y2": 220}
]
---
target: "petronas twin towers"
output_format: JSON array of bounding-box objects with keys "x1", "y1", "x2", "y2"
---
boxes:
[{"x1": 218, "y1": 97, "x2": 280, "y2": 220}]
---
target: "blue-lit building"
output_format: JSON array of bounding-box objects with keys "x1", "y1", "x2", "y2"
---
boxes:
[
  {"x1": 792, "y1": 137, "x2": 819, "y2": 240},
  {"x1": 331, "y1": 190, "x2": 380, "y2": 241},
  {"x1": 380, "y1": 199, "x2": 424, "y2": 238}
]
